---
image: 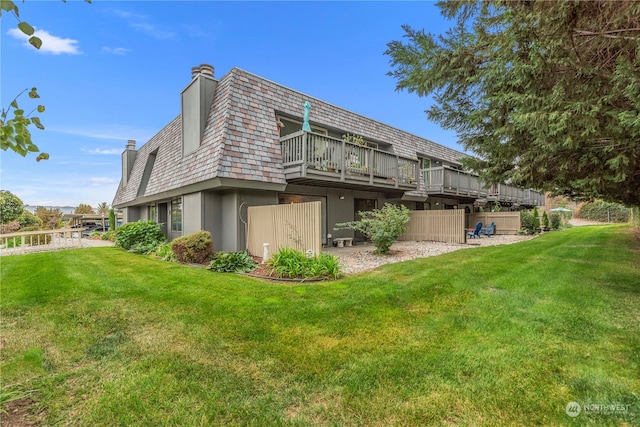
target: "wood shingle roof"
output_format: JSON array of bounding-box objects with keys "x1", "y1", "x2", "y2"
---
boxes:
[{"x1": 113, "y1": 67, "x2": 468, "y2": 206}]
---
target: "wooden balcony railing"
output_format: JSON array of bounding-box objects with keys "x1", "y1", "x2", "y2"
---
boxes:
[
  {"x1": 280, "y1": 131, "x2": 419, "y2": 190},
  {"x1": 423, "y1": 166, "x2": 544, "y2": 206},
  {"x1": 0, "y1": 228, "x2": 83, "y2": 255},
  {"x1": 422, "y1": 166, "x2": 489, "y2": 198},
  {"x1": 488, "y1": 184, "x2": 544, "y2": 206}
]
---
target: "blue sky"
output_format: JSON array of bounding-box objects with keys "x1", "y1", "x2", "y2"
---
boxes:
[{"x1": 1, "y1": 1, "x2": 458, "y2": 208}]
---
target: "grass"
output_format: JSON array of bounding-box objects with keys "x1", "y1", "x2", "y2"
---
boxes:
[{"x1": 1, "y1": 225, "x2": 638, "y2": 426}]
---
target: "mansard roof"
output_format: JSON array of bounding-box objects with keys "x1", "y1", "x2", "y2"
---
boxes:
[{"x1": 113, "y1": 67, "x2": 467, "y2": 206}]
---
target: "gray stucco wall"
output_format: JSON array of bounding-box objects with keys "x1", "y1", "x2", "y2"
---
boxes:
[
  {"x1": 123, "y1": 206, "x2": 142, "y2": 223},
  {"x1": 212, "y1": 190, "x2": 280, "y2": 252},
  {"x1": 282, "y1": 184, "x2": 392, "y2": 244},
  {"x1": 203, "y1": 192, "x2": 222, "y2": 251}
]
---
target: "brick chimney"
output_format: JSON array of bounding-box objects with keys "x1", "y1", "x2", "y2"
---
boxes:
[
  {"x1": 182, "y1": 64, "x2": 217, "y2": 156},
  {"x1": 121, "y1": 140, "x2": 137, "y2": 186}
]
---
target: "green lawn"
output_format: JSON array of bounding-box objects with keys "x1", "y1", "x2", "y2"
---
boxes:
[{"x1": 1, "y1": 225, "x2": 638, "y2": 426}]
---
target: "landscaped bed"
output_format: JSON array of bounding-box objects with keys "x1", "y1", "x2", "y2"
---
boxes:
[{"x1": 1, "y1": 225, "x2": 638, "y2": 425}]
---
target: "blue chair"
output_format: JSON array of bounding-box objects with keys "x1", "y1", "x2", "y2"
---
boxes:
[
  {"x1": 483, "y1": 222, "x2": 496, "y2": 237},
  {"x1": 467, "y1": 222, "x2": 482, "y2": 239}
]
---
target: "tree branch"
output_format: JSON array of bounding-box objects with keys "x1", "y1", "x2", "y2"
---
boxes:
[{"x1": 574, "y1": 29, "x2": 640, "y2": 40}]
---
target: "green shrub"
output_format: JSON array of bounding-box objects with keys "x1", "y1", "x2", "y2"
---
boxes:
[
  {"x1": 542, "y1": 211, "x2": 549, "y2": 229},
  {"x1": 128, "y1": 242, "x2": 161, "y2": 255},
  {"x1": 16, "y1": 210, "x2": 42, "y2": 229},
  {"x1": 208, "y1": 251, "x2": 257, "y2": 273},
  {"x1": 520, "y1": 211, "x2": 536, "y2": 235},
  {"x1": 114, "y1": 220, "x2": 165, "y2": 251},
  {"x1": 267, "y1": 247, "x2": 342, "y2": 279},
  {"x1": 170, "y1": 230, "x2": 214, "y2": 264},
  {"x1": 335, "y1": 203, "x2": 410, "y2": 255},
  {"x1": 154, "y1": 243, "x2": 177, "y2": 262},
  {"x1": 532, "y1": 207, "x2": 541, "y2": 231},
  {"x1": 577, "y1": 200, "x2": 631, "y2": 223},
  {"x1": 101, "y1": 230, "x2": 116, "y2": 241},
  {"x1": 108, "y1": 209, "x2": 117, "y2": 231},
  {"x1": 550, "y1": 213, "x2": 561, "y2": 230}
]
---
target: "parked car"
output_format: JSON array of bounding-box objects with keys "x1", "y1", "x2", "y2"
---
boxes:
[{"x1": 82, "y1": 225, "x2": 108, "y2": 237}]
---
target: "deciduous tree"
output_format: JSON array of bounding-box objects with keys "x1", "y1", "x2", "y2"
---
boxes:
[
  {"x1": 75, "y1": 204, "x2": 95, "y2": 215},
  {"x1": 386, "y1": 0, "x2": 640, "y2": 206},
  {"x1": 335, "y1": 203, "x2": 410, "y2": 255},
  {"x1": 0, "y1": 190, "x2": 24, "y2": 223},
  {"x1": 35, "y1": 206, "x2": 62, "y2": 229},
  {"x1": 1, "y1": 0, "x2": 91, "y2": 161}
]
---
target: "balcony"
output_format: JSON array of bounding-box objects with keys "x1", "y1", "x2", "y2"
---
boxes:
[
  {"x1": 423, "y1": 166, "x2": 545, "y2": 206},
  {"x1": 280, "y1": 131, "x2": 419, "y2": 191},
  {"x1": 523, "y1": 189, "x2": 545, "y2": 206},
  {"x1": 487, "y1": 185, "x2": 545, "y2": 206},
  {"x1": 487, "y1": 183, "x2": 523, "y2": 204},
  {"x1": 422, "y1": 166, "x2": 489, "y2": 199}
]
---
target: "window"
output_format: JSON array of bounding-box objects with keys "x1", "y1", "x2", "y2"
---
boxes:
[
  {"x1": 278, "y1": 116, "x2": 328, "y2": 137},
  {"x1": 171, "y1": 198, "x2": 182, "y2": 232}
]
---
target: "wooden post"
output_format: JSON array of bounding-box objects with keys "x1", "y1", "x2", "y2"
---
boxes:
[
  {"x1": 395, "y1": 156, "x2": 400, "y2": 189},
  {"x1": 368, "y1": 148, "x2": 374, "y2": 185},
  {"x1": 340, "y1": 140, "x2": 346, "y2": 182},
  {"x1": 301, "y1": 132, "x2": 307, "y2": 177}
]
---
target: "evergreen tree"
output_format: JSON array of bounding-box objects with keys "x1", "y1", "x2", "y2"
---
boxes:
[{"x1": 386, "y1": 0, "x2": 640, "y2": 206}]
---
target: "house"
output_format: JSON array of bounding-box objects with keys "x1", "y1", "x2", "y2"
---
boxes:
[{"x1": 112, "y1": 64, "x2": 543, "y2": 251}]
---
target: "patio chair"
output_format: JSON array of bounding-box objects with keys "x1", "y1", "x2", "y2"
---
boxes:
[
  {"x1": 467, "y1": 222, "x2": 482, "y2": 239},
  {"x1": 483, "y1": 222, "x2": 496, "y2": 237}
]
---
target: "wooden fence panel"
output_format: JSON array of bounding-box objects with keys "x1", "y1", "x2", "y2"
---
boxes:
[
  {"x1": 398, "y1": 210, "x2": 466, "y2": 244},
  {"x1": 468, "y1": 212, "x2": 521, "y2": 235},
  {"x1": 247, "y1": 201, "x2": 322, "y2": 258}
]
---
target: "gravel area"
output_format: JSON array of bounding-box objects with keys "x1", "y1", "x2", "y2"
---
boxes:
[{"x1": 325, "y1": 235, "x2": 535, "y2": 274}]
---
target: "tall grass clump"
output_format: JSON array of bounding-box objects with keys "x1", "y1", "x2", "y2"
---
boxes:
[{"x1": 267, "y1": 247, "x2": 342, "y2": 279}]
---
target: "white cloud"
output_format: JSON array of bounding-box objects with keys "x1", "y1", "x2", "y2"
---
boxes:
[
  {"x1": 102, "y1": 46, "x2": 131, "y2": 55},
  {"x1": 85, "y1": 148, "x2": 122, "y2": 155},
  {"x1": 7, "y1": 27, "x2": 81, "y2": 55},
  {"x1": 131, "y1": 22, "x2": 176, "y2": 39},
  {"x1": 51, "y1": 125, "x2": 153, "y2": 143},
  {"x1": 110, "y1": 8, "x2": 176, "y2": 39},
  {"x1": 90, "y1": 177, "x2": 117, "y2": 185}
]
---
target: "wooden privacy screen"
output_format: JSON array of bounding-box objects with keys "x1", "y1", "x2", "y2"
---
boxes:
[
  {"x1": 247, "y1": 201, "x2": 322, "y2": 258},
  {"x1": 468, "y1": 212, "x2": 521, "y2": 235},
  {"x1": 398, "y1": 210, "x2": 466, "y2": 244}
]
